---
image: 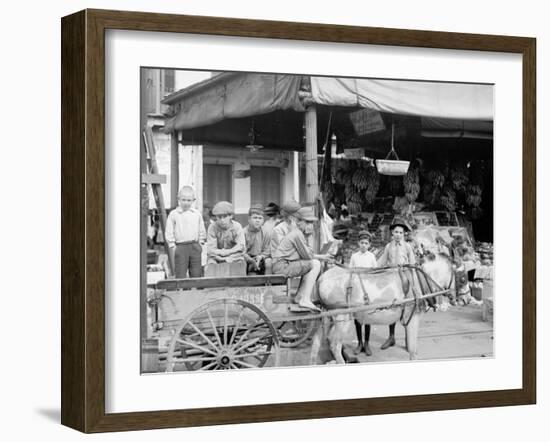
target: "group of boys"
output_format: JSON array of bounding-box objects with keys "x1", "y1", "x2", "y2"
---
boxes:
[
  {"x1": 164, "y1": 185, "x2": 416, "y2": 330},
  {"x1": 164, "y1": 185, "x2": 333, "y2": 311}
]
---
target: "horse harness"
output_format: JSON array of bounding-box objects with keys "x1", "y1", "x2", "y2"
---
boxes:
[{"x1": 340, "y1": 263, "x2": 455, "y2": 326}]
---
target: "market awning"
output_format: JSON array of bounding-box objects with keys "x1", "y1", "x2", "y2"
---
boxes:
[
  {"x1": 310, "y1": 77, "x2": 493, "y2": 121},
  {"x1": 162, "y1": 73, "x2": 493, "y2": 152},
  {"x1": 164, "y1": 73, "x2": 305, "y2": 132}
]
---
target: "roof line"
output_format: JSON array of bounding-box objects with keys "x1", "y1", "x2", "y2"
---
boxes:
[{"x1": 161, "y1": 72, "x2": 241, "y2": 105}]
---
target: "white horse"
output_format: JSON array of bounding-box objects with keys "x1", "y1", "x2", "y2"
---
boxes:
[{"x1": 311, "y1": 252, "x2": 471, "y2": 364}]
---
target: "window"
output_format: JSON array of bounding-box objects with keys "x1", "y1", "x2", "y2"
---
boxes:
[
  {"x1": 203, "y1": 164, "x2": 232, "y2": 212},
  {"x1": 250, "y1": 166, "x2": 281, "y2": 206}
]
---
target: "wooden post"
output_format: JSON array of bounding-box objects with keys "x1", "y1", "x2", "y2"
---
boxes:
[
  {"x1": 304, "y1": 105, "x2": 320, "y2": 252},
  {"x1": 292, "y1": 151, "x2": 300, "y2": 201},
  {"x1": 304, "y1": 105, "x2": 319, "y2": 204},
  {"x1": 139, "y1": 71, "x2": 148, "y2": 344},
  {"x1": 170, "y1": 131, "x2": 179, "y2": 209}
]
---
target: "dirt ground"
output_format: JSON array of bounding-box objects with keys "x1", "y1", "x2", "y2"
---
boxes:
[{"x1": 275, "y1": 302, "x2": 494, "y2": 367}]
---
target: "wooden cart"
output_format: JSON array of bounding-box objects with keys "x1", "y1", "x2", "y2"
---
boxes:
[
  {"x1": 146, "y1": 272, "x2": 451, "y2": 372},
  {"x1": 146, "y1": 275, "x2": 319, "y2": 372}
]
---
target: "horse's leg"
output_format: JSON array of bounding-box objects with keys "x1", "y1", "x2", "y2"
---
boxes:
[
  {"x1": 328, "y1": 315, "x2": 348, "y2": 364},
  {"x1": 353, "y1": 319, "x2": 364, "y2": 354},
  {"x1": 381, "y1": 323, "x2": 396, "y2": 350},
  {"x1": 309, "y1": 326, "x2": 323, "y2": 365},
  {"x1": 363, "y1": 324, "x2": 372, "y2": 356},
  {"x1": 310, "y1": 316, "x2": 333, "y2": 365},
  {"x1": 405, "y1": 313, "x2": 420, "y2": 360}
]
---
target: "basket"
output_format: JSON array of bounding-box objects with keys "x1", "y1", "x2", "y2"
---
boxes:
[
  {"x1": 375, "y1": 159, "x2": 410, "y2": 176},
  {"x1": 375, "y1": 122, "x2": 410, "y2": 176}
]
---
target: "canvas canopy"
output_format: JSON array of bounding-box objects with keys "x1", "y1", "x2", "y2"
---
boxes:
[
  {"x1": 164, "y1": 73, "x2": 305, "y2": 133},
  {"x1": 163, "y1": 72, "x2": 493, "y2": 151},
  {"x1": 310, "y1": 77, "x2": 493, "y2": 121}
]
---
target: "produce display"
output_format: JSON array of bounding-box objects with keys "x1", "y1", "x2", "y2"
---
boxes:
[
  {"x1": 324, "y1": 158, "x2": 491, "y2": 262},
  {"x1": 475, "y1": 242, "x2": 494, "y2": 266}
]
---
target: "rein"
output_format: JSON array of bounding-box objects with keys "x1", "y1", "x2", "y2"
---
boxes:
[{"x1": 331, "y1": 262, "x2": 446, "y2": 325}]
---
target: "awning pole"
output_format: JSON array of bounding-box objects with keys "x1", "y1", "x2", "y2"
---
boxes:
[
  {"x1": 304, "y1": 105, "x2": 320, "y2": 253},
  {"x1": 170, "y1": 131, "x2": 179, "y2": 208},
  {"x1": 304, "y1": 105, "x2": 319, "y2": 204}
]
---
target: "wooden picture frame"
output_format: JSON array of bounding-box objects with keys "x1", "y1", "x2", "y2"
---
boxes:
[{"x1": 61, "y1": 9, "x2": 536, "y2": 433}]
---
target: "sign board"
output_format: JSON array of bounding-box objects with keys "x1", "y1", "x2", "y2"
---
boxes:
[
  {"x1": 343, "y1": 148, "x2": 364, "y2": 159},
  {"x1": 349, "y1": 108, "x2": 386, "y2": 135}
]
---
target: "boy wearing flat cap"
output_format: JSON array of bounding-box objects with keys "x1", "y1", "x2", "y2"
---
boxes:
[
  {"x1": 243, "y1": 204, "x2": 272, "y2": 275},
  {"x1": 262, "y1": 202, "x2": 281, "y2": 237},
  {"x1": 272, "y1": 206, "x2": 332, "y2": 311},
  {"x1": 375, "y1": 217, "x2": 416, "y2": 350},
  {"x1": 165, "y1": 186, "x2": 207, "y2": 278},
  {"x1": 206, "y1": 201, "x2": 246, "y2": 264},
  {"x1": 269, "y1": 200, "x2": 301, "y2": 256}
]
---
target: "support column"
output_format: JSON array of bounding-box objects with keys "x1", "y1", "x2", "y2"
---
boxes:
[
  {"x1": 304, "y1": 105, "x2": 320, "y2": 253},
  {"x1": 304, "y1": 105, "x2": 319, "y2": 204},
  {"x1": 293, "y1": 151, "x2": 300, "y2": 201},
  {"x1": 170, "y1": 131, "x2": 179, "y2": 208}
]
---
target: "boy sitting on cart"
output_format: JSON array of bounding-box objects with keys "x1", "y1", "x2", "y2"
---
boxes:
[
  {"x1": 272, "y1": 206, "x2": 333, "y2": 311},
  {"x1": 243, "y1": 203, "x2": 272, "y2": 275},
  {"x1": 206, "y1": 201, "x2": 246, "y2": 265}
]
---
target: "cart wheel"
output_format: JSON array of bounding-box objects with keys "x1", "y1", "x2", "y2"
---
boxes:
[
  {"x1": 274, "y1": 318, "x2": 320, "y2": 348},
  {"x1": 166, "y1": 299, "x2": 279, "y2": 372}
]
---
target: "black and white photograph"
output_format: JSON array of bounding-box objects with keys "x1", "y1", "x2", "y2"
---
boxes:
[{"x1": 140, "y1": 69, "x2": 494, "y2": 373}]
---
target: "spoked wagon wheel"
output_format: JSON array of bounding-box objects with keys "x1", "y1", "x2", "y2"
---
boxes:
[
  {"x1": 274, "y1": 318, "x2": 319, "y2": 348},
  {"x1": 166, "y1": 299, "x2": 279, "y2": 372}
]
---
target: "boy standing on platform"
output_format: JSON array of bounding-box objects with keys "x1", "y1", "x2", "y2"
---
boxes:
[{"x1": 165, "y1": 186, "x2": 206, "y2": 278}]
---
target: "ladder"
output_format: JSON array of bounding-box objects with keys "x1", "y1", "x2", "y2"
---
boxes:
[{"x1": 142, "y1": 127, "x2": 174, "y2": 276}]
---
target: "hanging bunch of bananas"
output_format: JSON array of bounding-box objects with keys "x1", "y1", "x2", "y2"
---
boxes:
[
  {"x1": 440, "y1": 186, "x2": 457, "y2": 212},
  {"x1": 427, "y1": 169, "x2": 445, "y2": 188},
  {"x1": 352, "y1": 164, "x2": 369, "y2": 190},
  {"x1": 466, "y1": 161, "x2": 484, "y2": 219},
  {"x1": 450, "y1": 164, "x2": 469, "y2": 192},
  {"x1": 422, "y1": 167, "x2": 445, "y2": 205},
  {"x1": 403, "y1": 165, "x2": 420, "y2": 203},
  {"x1": 364, "y1": 165, "x2": 380, "y2": 205}
]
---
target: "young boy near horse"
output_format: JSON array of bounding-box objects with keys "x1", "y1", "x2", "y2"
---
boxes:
[
  {"x1": 165, "y1": 186, "x2": 207, "y2": 278},
  {"x1": 349, "y1": 231, "x2": 377, "y2": 356},
  {"x1": 243, "y1": 204, "x2": 272, "y2": 275},
  {"x1": 272, "y1": 206, "x2": 332, "y2": 311},
  {"x1": 375, "y1": 218, "x2": 416, "y2": 350},
  {"x1": 206, "y1": 201, "x2": 246, "y2": 265}
]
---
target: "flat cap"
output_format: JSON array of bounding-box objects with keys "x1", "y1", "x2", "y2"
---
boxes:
[
  {"x1": 358, "y1": 230, "x2": 373, "y2": 240},
  {"x1": 280, "y1": 200, "x2": 301, "y2": 216},
  {"x1": 248, "y1": 203, "x2": 264, "y2": 216},
  {"x1": 263, "y1": 202, "x2": 280, "y2": 216},
  {"x1": 296, "y1": 206, "x2": 317, "y2": 222},
  {"x1": 212, "y1": 201, "x2": 234, "y2": 215}
]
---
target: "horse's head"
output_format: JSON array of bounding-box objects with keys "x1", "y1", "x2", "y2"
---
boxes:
[
  {"x1": 413, "y1": 227, "x2": 453, "y2": 262},
  {"x1": 421, "y1": 252, "x2": 471, "y2": 304}
]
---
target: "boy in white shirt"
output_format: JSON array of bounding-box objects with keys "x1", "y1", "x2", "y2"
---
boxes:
[
  {"x1": 349, "y1": 231, "x2": 377, "y2": 356},
  {"x1": 349, "y1": 230, "x2": 377, "y2": 268},
  {"x1": 165, "y1": 186, "x2": 207, "y2": 278}
]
